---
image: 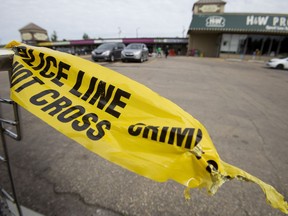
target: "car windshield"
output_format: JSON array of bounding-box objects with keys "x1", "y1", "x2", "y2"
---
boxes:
[
  {"x1": 97, "y1": 43, "x2": 115, "y2": 49},
  {"x1": 127, "y1": 44, "x2": 142, "y2": 49}
]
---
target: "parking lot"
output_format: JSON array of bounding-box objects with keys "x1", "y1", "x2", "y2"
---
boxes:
[{"x1": 1, "y1": 56, "x2": 288, "y2": 216}]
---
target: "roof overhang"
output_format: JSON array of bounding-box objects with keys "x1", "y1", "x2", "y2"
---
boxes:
[{"x1": 188, "y1": 13, "x2": 288, "y2": 35}]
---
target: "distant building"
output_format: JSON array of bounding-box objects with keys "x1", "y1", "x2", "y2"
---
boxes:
[
  {"x1": 37, "y1": 38, "x2": 188, "y2": 56},
  {"x1": 19, "y1": 23, "x2": 49, "y2": 45},
  {"x1": 188, "y1": 0, "x2": 288, "y2": 59},
  {"x1": 18, "y1": 23, "x2": 188, "y2": 56}
]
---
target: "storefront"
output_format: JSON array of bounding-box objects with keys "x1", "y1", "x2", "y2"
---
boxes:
[
  {"x1": 18, "y1": 24, "x2": 188, "y2": 56},
  {"x1": 38, "y1": 38, "x2": 188, "y2": 56},
  {"x1": 188, "y1": 0, "x2": 288, "y2": 59}
]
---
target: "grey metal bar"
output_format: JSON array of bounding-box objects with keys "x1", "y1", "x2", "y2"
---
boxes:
[
  {"x1": 11, "y1": 102, "x2": 21, "y2": 141},
  {"x1": 0, "y1": 78, "x2": 22, "y2": 141},
  {"x1": 0, "y1": 155, "x2": 6, "y2": 162},
  {"x1": 0, "y1": 123, "x2": 23, "y2": 216},
  {"x1": 0, "y1": 98, "x2": 14, "y2": 104},
  {"x1": 0, "y1": 104, "x2": 21, "y2": 141},
  {"x1": 8, "y1": 67, "x2": 22, "y2": 141},
  {"x1": 0, "y1": 118, "x2": 17, "y2": 126},
  {"x1": 1, "y1": 188, "x2": 15, "y2": 202},
  {"x1": 0, "y1": 50, "x2": 23, "y2": 216},
  {"x1": 3, "y1": 129, "x2": 19, "y2": 141}
]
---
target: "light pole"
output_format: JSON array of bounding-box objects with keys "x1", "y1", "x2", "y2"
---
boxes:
[
  {"x1": 182, "y1": 26, "x2": 186, "y2": 38},
  {"x1": 118, "y1": 27, "x2": 122, "y2": 38},
  {"x1": 136, "y1": 27, "x2": 140, "y2": 38}
]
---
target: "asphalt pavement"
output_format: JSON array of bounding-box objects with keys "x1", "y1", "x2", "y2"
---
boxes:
[{"x1": 0, "y1": 56, "x2": 287, "y2": 216}]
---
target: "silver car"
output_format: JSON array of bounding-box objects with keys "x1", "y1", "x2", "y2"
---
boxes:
[
  {"x1": 121, "y1": 43, "x2": 149, "y2": 63},
  {"x1": 92, "y1": 43, "x2": 125, "y2": 62}
]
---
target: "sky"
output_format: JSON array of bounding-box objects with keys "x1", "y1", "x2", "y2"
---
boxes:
[{"x1": 0, "y1": 0, "x2": 287, "y2": 45}]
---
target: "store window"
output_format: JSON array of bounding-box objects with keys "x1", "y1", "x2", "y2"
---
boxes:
[
  {"x1": 220, "y1": 34, "x2": 247, "y2": 53},
  {"x1": 220, "y1": 34, "x2": 288, "y2": 57}
]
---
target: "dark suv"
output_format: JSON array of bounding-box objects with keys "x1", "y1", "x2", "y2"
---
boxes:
[{"x1": 91, "y1": 43, "x2": 125, "y2": 62}]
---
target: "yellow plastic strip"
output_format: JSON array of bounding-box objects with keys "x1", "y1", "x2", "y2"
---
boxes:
[{"x1": 5, "y1": 41, "x2": 288, "y2": 214}]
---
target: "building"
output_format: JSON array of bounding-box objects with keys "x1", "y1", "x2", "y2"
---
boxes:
[
  {"x1": 188, "y1": 0, "x2": 288, "y2": 59},
  {"x1": 37, "y1": 38, "x2": 188, "y2": 56},
  {"x1": 18, "y1": 23, "x2": 188, "y2": 56},
  {"x1": 19, "y1": 23, "x2": 49, "y2": 45}
]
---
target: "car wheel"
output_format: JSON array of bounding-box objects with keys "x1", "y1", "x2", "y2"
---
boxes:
[
  {"x1": 140, "y1": 55, "x2": 144, "y2": 63},
  {"x1": 110, "y1": 55, "x2": 115, "y2": 62},
  {"x1": 276, "y1": 64, "x2": 284, "y2": 70}
]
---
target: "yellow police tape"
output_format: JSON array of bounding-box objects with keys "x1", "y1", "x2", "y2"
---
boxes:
[{"x1": 5, "y1": 41, "x2": 288, "y2": 214}]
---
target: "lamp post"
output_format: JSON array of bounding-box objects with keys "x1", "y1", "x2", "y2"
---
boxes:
[
  {"x1": 136, "y1": 27, "x2": 140, "y2": 38},
  {"x1": 182, "y1": 26, "x2": 186, "y2": 38},
  {"x1": 118, "y1": 27, "x2": 122, "y2": 38}
]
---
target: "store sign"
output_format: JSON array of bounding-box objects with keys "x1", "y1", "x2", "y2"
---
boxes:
[
  {"x1": 246, "y1": 15, "x2": 288, "y2": 30},
  {"x1": 206, "y1": 16, "x2": 225, "y2": 28},
  {"x1": 199, "y1": 5, "x2": 220, "y2": 13},
  {"x1": 190, "y1": 14, "x2": 288, "y2": 32}
]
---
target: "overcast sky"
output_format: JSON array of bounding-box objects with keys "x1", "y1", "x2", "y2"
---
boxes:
[{"x1": 0, "y1": 0, "x2": 287, "y2": 44}]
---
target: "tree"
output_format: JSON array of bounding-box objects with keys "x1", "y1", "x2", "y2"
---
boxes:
[
  {"x1": 83, "y1": 33, "x2": 89, "y2": 40},
  {"x1": 51, "y1": 31, "x2": 58, "y2": 42}
]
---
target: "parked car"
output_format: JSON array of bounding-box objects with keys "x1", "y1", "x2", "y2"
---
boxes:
[
  {"x1": 56, "y1": 47, "x2": 75, "y2": 55},
  {"x1": 121, "y1": 43, "x2": 149, "y2": 63},
  {"x1": 76, "y1": 47, "x2": 91, "y2": 55},
  {"x1": 91, "y1": 43, "x2": 125, "y2": 62},
  {"x1": 266, "y1": 57, "x2": 288, "y2": 70}
]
